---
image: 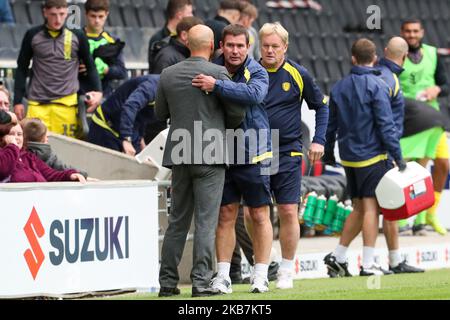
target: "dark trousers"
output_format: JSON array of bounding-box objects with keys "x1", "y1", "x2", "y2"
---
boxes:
[{"x1": 159, "y1": 164, "x2": 225, "y2": 288}]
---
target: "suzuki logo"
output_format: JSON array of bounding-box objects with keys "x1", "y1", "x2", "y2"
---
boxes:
[
  {"x1": 295, "y1": 258, "x2": 300, "y2": 274},
  {"x1": 23, "y1": 207, "x2": 45, "y2": 280}
]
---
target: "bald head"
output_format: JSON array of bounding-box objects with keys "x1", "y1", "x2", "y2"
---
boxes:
[
  {"x1": 385, "y1": 36, "x2": 408, "y2": 61},
  {"x1": 188, "y1": 25, "x2": 214, "y2": 53}
]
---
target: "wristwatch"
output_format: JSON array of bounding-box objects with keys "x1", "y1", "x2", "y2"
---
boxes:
[{"x1": 123, "y1": 136, "x2": 132, "y2": 143}]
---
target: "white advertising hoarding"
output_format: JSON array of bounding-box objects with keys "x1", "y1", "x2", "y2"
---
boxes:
[{"x1": 0, "y1": 181, "x2": 159, "y2": 298}]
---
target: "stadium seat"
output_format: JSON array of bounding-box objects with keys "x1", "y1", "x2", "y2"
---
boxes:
[
  {"x1": 313, "y1": 58, "x2": 329, "y2": 83},
  {"x1": 317, "y1": 13, "x2": 340, "y2": 36},
  {"x1": 257, "y1": 10, "x2": 270, "y2": 28},
  {"x1": 136, "y1": 5, "x2": 154, "y2": 28},
  {"x1": 418, "y1": 1, "x2": 432, "y2": 20},
  {"x1": 297, "y1": 34, "x2": 314, "y2": 59},
  {"x1": 10, "y1": 0, "x2": 30, "y2": 25},
  {"x1": 0, "y1": 24, "x2": 15, "y2": 49},
  {"x1": 107, "y1": 3, "x2": 124, "y2": 27},
  {"x1": 27, "y1": 0, "x2": 44, "y2": 26},
  {"x1": 335, "y1": 34, "x2": 350, "y2": 59},
  {"x1": 121, "y1": 3, "x2": 140, "y2": 28},
  {"x1": 150, "y1": 6, "x2": 165, "y2": 30},
  {"x1": 382, "y1": 0, "x2": 400, "y2": 20},
  {"x1": 310, "y1": 36, "x2": 326, "y2": 59},
  {"x1": 0, "y1": 47, "x2": 19, "y2": 60},
  {"x1": 305, "y1": 12, "x2": 321, "y2": 35},
  {"x1": 326, "y1": 57, "x2": 342, "y2": 83},
  {"x1": 295, "y1": 12, "x2": 309, "y2": 35},
  {"x1": 281, "y1": 11, "x2": 299, "y2": 34},
  {"x1": 438, "y1": 0, "x2": 450, "y2": 19},
  {"x1": 339, "y1": 0, "x2": 359, "y2": 31},
  {"x1": 339, "y1": 57, "x2": 352, "y2": 77},
  {"x1": 267, "y1": 8, "x2": 283, "y2": 26},
  {"x1": 396, "y1": 0, "x2": 411, "y2": 20},
  {"x1": 299, "y1": 57, "x2": 314, "y2": 76},
  {"x1": 381, "y1": 18, "x2": 397, "y2": 39},
  {"x1": 122, "y1": 27, "x2": 143, "y2": 62},
  {"x1": 12, "y1": 23, "x2": 30, "y2": 48},
  {"x1": 157, "y1": 0, "x2": 169, "y2": 10},
  {"x1": 422, "y1": 20, "x2": 440, "y2": 47}
]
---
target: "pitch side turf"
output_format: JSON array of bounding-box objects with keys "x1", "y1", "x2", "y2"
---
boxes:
[{"x1": 105, "y1": 268, "x2": 450, "y2": 300}]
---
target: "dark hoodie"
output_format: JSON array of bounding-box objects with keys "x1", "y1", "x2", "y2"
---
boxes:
[{"x1": 26, "y1": 141, "x2": 88, "y2": 178}]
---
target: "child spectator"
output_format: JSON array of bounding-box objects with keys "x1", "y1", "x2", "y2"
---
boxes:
[
  {"x1": 21, "y1": 118, "x2": 89, "y2": 178},
  {"x1": 0, "y1": 123, "x2": 86, "y2": 183}
]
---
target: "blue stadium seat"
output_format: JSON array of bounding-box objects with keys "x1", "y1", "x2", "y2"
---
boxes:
[
  {"x1": 281, "y1": 11, "x2": 299, "y2": 34},
  {"x1": 297, "y1": 33, "x2": 314, "y2": 59},
  {"x1": 326, "y1": 57, "x2": 342, "y2": 82},
  {"x1": 12, "y1": 23, "x2": 31, "y2": 48},
  {"x1": 28, "y1": 0, "x2": 44, "y2": 26},
  {"x1": 108, "y1": 3, "x2": 124, "y2": 27},
  {"x1": 313, "y1": 58, "x2": 329, "y2": 82},
  {"x1": 0, "y1": 47, "x2": 19, "y2": 60},
  {"x1": 310, "y1": 35, "x2": 326, "y2": 59},
  {"x1": 299, "y1": 57, "x2": 314, "y2": 76},
  {"x1": 10, "y1": 0, "x2": 30, "y2": 25},
  {"x1": 150, "y1": 5, "x2": 165, "y2": 30},
  {"x1": 136, "y1": 4, "x2": 154, "y2": 28},
  {"x1": 0, "y1": 24, "x2": 15, "y2": 49},
  {"x1": 121, "y1": 3, "x2": 140, "y2": 28}
]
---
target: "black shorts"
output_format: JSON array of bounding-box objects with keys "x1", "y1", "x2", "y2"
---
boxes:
[
  {"x1": 270, "y1": 154, "x2": 302, "y2": 204},
  {"x1": 344, "y1": 160, "x2": 389, "y2": 199},
  {"x1": 221, "y1": 163, "x2": 272, "y2": 208}
]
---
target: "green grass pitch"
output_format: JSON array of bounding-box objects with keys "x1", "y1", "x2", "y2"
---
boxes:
[{"x1": 105, "y1": 268, "x2": 450, "y2": 300}]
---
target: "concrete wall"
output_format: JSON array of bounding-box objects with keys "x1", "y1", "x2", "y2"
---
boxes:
[
  {"x1": 48, "y1": 134, "x2": 158, "y2": 180},
  {"x1": 48, "y1": 134, "x2": 196, "y2": 284}
]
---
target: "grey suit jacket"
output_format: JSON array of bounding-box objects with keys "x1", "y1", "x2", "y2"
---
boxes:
[{"x1": 155, "y1": 56, "x2": 244, "y2": 167}]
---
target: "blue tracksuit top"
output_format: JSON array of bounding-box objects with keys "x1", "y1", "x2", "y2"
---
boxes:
[
  {"x1": 101, "y1": 74, "x2": 160, "y2": 141},
  {"x1": 262, "y1": 58, "x2": 329, "y2": 154},
  {"x1": 325, "y1": 65, "x2": 403, "y2": 166},
  {"x1": 213, "y1": 55, "x2": 271, "y2": 164},
  {"x1": 376, "y1": 57, "x2": 405, "y2": 139}
]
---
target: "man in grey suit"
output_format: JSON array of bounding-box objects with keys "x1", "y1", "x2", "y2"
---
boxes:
[{"x1": 155, "y1": 24, "x2": 244, "y2": 298}]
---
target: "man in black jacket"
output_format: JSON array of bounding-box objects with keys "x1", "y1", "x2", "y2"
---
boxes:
[
  {"x1": 205, "y1": 0, "x2": 243, "y2": 56},
  {"x1": 13, "y1": 0, "x2": 102, "y2": 138},
  {"x1": 150, "y1": 16, "x2": 203, "y2": 74},
  {"x1": 148, "y1": 0, "x2": 194, "y2": 69},
  {"x1": 0, "y1": 110, "x2": 17, "y2": 136}
]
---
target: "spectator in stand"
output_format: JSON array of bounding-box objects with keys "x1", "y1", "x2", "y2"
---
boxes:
[
  {"x1": 238, "y1": 1, "x2": 260, "y2": 61},
  {"x1": 21, "y1": 118, "x2": 89, "y2": 179},
  {"x1": 148, "y1": 0, "x2": 194, "y2": 69},
  {"x1": 205, "y1": 0, "x2": 243, "y2": 57},
  {"x1": 13, "y1": 0, "x2": 102, "y2": 138},
  {"x1": 88, "y1": 75, "x2": 161, "y2": 156},
  {"x1": 193, "y1": 24, "x2": 272, "y2": 294},
  {"x1": 323, "y1": 38, "x2": 406, "y2": 277},
  {"x1": 80, "y1": 0, "x2": 127, "y2": 99},
  {"x1": 370, "y1": 37, "x2": 424, "y2": 273},
  {"x1": 0, "y1": 85, "x2": 11, "y2": 112},
  {"x1": 0, "y1": 123, "x2": 86, "y2": 183},
  {"x1": 150, "y1": 16, "x2": 203, "y2": 74},
  {"x1": 257, "y1": 22, "x2": 328, "y2": 289},
  {"x1": 0, "y1": 0, "x2": 15, "y2": 25},
  {"x1": 0, "y1": 109, "x2": 17, "y2": 137},
  {"x1": 266, "y1": 0, "x2": 322, "y2": 11},
  {"x1": 397, "y1": 18, "x2": 449, "y2": 236},
  {"x1": 156, "y1": 25, "x2": 243, "y2": 298}
]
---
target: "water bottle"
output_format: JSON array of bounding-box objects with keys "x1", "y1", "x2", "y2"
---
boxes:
[
  {"x1": 301, "y1": 192, "x2": 317, "y2": 227},
  {"x1": 322, "y1": 195, "x2": 338, "y2": 228},
  {"x1": 344, "y1": 205, "x2": 353, "y2": 221},
  {"x1": 331, "y1": 202, "x2": 346, "y2": 234},
  {"x1": 313, "y1": 195, "x2": 327, "y2": 230}
]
